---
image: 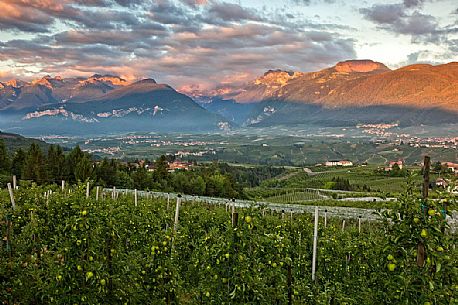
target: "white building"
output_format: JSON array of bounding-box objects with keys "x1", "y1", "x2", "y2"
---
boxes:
[{"x1": 324, "y1": 160, "x2": 353, "y2": 167}]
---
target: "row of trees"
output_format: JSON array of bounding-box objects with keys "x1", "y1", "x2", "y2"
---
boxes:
[
  {"x1": 0, "y1": 139, "x2": 285, "y2": 199},
  {"x1": 0, "y1": 141, "x2": 93, "y2": 185}
]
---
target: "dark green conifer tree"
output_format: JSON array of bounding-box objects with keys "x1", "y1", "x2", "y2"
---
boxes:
[
  {"x1": 0, "y1": 139, "x2": 10, "y2": 173},
  {"x1": 22, "y1": 143, "x2": 47, "y2": 184}
]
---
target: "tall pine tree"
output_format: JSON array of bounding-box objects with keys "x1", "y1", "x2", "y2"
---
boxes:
[
  {"x1": 74, "y1": 155, "x2": 93, "y2": 182},
  {"x1": 11, "y1": 148, "x2": 26, "y2": 179},
  {"x1": 22, "y1": 143, "x2": 48, "y2": 184},
  {"x1": 0, "y1": 139, "x2": 10, "y2": 173},
  {"x1": 64, "y1": 146, "x2": 85, "y2": 183},
  {"x1": 47, "y1": 145, "x2": 65, "y2": 182}
]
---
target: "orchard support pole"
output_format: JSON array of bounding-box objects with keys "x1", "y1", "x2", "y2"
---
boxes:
[
  {"x1": 312, "y1": 206, "x2": 319, "y2": 282},
  {"x1": 134, "y1": 189, "x2": 138, "y2": 207},
  {"x1": 7, "y1": 183, "x2": 15, "y2": 210},
  {"x1": 324, "y1": 209, "x2": 327, "y2": 228},
  {"x1": 12, "y1": 175, "x2": 17, "y2": 190},
  {"x1": 96, "y1": 186, "x2": 100, "y2": 201},
  {"x1": 358, "y1": 216, "x2": 362, "y2": 234},
  {"x1": 174, "y1": 195, "x2": 182, "y2": 233},
  {"x1": 61, "y1": 180, "x2": 65, "y2": 192},
  {"x1": 342, "y1": 220, "x2": 346, "y2": 231},
  {"x1": 86, "y1": 182, "x2": 90, "y2": 199},
  {"x1": 167, "y1": 193, "x2": 170, "y2": 210}
]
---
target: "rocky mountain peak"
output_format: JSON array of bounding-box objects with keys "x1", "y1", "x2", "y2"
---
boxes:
[
  {"x1": 255, "y1": 70, "x2": 303, "y2": 87},
  {"x1": 133, "y1": 78, "x2": 157, "y2": 85},
  {"x1": 5, "y1": 79, "x2": 26, "y2": 88},
  {"x1": 84, "y1": 74, "x2": 129, "y2": 86},
  {"x1": 334, "y1": 60, "x2": 390, "y2": 73}
]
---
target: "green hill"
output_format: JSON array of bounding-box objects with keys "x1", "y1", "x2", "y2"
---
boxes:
[{"x1": 0, "y1": 131, "x2": 49, "y2": 154}]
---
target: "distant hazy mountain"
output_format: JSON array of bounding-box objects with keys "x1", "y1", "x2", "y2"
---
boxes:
[
  {"x1": 2, "y1": 60, "x2": 458, "y2": 134},
  {"x1": 195, "y1": 97, "x2": 257, "y2": 125},
  {"x1": 201, "y1": 60, "x2": 458, "y2": 127},
  {"x1": 0, "y1": 76, "x2": 230, "y2": 135}
]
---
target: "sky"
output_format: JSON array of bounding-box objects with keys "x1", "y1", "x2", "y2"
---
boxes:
[{"x1": 0, "y1": 0, "x2": 457, "y2": 93}]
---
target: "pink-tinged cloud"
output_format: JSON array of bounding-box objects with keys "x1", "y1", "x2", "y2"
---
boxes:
[{"x1": 0, "y1": 0, "x2": 365, "y2": 94}]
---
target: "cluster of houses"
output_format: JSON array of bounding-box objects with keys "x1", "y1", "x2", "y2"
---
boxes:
[
  {"x1": 323, "y1": 160, "x2": 354, "y2": 167},
  {"x1": 433, "y1": 162, "x2": 458, "y2": 193},
  {"x1": 134, "y1": 160, "x2": 193, "y2": 173},
  {"x1": 435, "y1": 177, "x2": 458, "y2": 194}
]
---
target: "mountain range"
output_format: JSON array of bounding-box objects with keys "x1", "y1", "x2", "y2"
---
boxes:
[
  {"x1": 197, "y1": 60, "x2": 458, "y2": 127},
  {"x1": 1, "y1": 60, "x2": 457, "y2": 135},
  {"x1": 0, "y1": 75, "x2": 229, "y2": 135}
]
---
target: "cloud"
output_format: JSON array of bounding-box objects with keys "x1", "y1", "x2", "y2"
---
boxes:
[
  {"x1": 360, "y1": 4, "x2": 406, "y2": 25},
  {"x1": 206, "y1": 2, "x2": 262, "y2": 23},
  {"x1": 0, "y1": 1, "x2": 55, "y2": 32},
  {"x1": 403, "y1": 0, "x2": 426, "y2": 8},
  {"x1": 180, "y1": 0, "x2": 208, "y2": 8},
  {"x1": 0, "y1": 70, "x2": 17, "y2": 81},
  {"x1": 360, "y1": 2, "x2": 442, "y2": 42},
  {"x1": 0, "y1": 0, "x2": 148, "y2": 33},
  {"x1": 290, "y1": 0, "x2": 338, "y2": 5},
  {"x1": 0, "y1": 0, "x2": 358, "y2": 91},
  {"x1": 291, "y1": 0, "x2": 311, "y2": 5},
  {"x1": 113, "y1": 0, "x2": 144, "y2": 7}
]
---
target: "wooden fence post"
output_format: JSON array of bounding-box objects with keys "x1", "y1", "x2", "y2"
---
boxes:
[
  {"x1": 287, "y1": 264, "x2": 292, "y2": 305},
  {"x1": 312, "y1": 206, "x2": 319, "y2": 282},
  {"x1": 232, "y1": 211, "x2": 239, "y2": 228},
  {"x1": 96, "y1": 186, "x2": 100, "y2": 201},
  {"x1": 418, "y1": 155, "x2": 430, "y2": 267},
  {"x1": 61, "y1": 180, "x2": 65, "y2": 192},
  {"x1": 7, "y1": 183, "x2": 15, "y2": 210},
  {"x1": 12, "y1": 175, "x2": 17, "y2": 190},
  {"x1": 422, "y1": 156, "x2": 431, "y2": 200}
]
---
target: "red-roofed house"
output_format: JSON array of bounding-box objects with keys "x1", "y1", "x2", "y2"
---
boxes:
[{"x1": 385, "y1": 160, "x2": 404, "y2": 171}]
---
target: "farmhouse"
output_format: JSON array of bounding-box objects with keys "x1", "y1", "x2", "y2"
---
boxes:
[
  {"x1": 435, "y1": 178, "x2": 449, "y2": 188},
  {"x1": 168, "y1": 160, "x2": 192, "y2": 172},
  {"x1": 442, "y1": 162, "x2": 458, "y2": 173},
  {"x1": 324, "y1": 160, "x2": 353, "y2": 167},
  {"x1": 385, "y1": 160, "x2": 404, "y2": 171}
]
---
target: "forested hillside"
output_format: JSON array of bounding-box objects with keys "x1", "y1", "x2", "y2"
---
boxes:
[{"x1": 0, "y1": 139, "x2": 285, "y2": 199}]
